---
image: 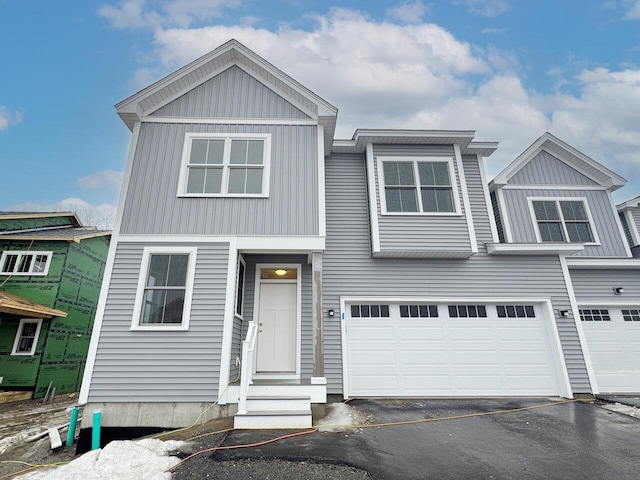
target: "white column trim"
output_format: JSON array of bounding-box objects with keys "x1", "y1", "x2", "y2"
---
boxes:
[
  {"x1": 608, "y1": 193, "x2": 633, "y2": 257},
  {"x1": 217, "y1": 238, "x2": 238, "y2": 404},
  {"x1": 317, "y1": 124, "x2": 326, "y2": 237},
  {"x1": 366, "y1": 143, "x2": 381, "y2": 254}
]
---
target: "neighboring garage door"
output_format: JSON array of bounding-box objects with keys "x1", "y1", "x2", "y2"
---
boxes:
[
  {"x1": 344, "y1": 302, "x2": 563, "y2": 397},
  {"x1": 580, "y1": 307, "x2": 640, "y2": 393}
]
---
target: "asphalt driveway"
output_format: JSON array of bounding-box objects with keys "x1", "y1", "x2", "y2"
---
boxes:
[{"x1": 172, "y1": 397, "x2": 640, "y2": 480}]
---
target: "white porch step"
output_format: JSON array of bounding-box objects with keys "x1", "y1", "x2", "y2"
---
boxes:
[
  {"x1": 234, "y1": 410, "x2": 312, "y2": 429},
  {"x1": 245, "y1": 395, "x2": 311, "y2": 412}
]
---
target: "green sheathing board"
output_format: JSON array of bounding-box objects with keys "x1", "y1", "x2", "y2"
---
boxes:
[
  {"x1": 0, "y1": 317, "x2": 49, "y2": 386},
  {"x1": 0, "y1": 235, "x2": 109, "y2": 397},
  {"x1": 0, "y1": 215, "x2": 76, "y2": 232}
]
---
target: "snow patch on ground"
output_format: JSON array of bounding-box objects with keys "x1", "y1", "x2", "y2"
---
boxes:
[
  {"x1": 600, "y1": 402, "x2": 639, "y2": 418},
  {"x1": 317, "y1": 402, "x2": 368, "y2": 432},
  {"x1": 14, "y1": 438, "x2": 186, "y2": 480}
]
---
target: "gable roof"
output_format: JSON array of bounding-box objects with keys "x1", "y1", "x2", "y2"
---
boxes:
[
  {"x1": 116, "y1": 39, "x2": 338, "y2": 152},
  {"x1": 0, "y1": 211, "x2": 82, "y2": 226},
  {"x1": 617, "y1": 195, "x2": 640, "y2": 211},
  {"x1": 490, "y1": 132, "x2": 626, "y2": 192},
  {"x1": 0, "y1": 226, "x2": 111, "y2": 243}
]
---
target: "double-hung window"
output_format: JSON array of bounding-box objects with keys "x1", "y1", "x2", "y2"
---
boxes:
[
  {"x1": 179, "y1": 133, "x2": 271, "y2": 197},
  {"x1": 0, "y1": 251, "x2": 52, "y2": 276},
  {"x1": 530, "y1": 199, "x2": 596, "y2": 243},
  {"x1": 12, "y1": 319, "x2": 43, "y2": 355},
  {"x1": 380, "y1": 158, "x2": 458, "y2": 214},
  {"x1": 131, "y1": 247, "x2": 197, "y2": 330}
]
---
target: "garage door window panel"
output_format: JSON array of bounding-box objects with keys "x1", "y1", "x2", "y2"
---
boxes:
[
  {"x1": 449, "y1": 305, "x2": 487, "y2": 318},
  {"x1": 350, "y1": 304, "x2": 390, "y2": 318},
  {"x1": 579, "y1": 309, "x2": 610, "y2": 322},
  {"x1": 621, "y1": 309, "x2": 640, "y2": 322},
  {"x1": 497, "y1": 305, "x2": 535, "y2": 318},
  {"x1": 400, "y1": 304, "x2": 438, "y2": 318}
]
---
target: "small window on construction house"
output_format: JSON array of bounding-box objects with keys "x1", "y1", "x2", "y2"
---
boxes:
[{"x1": 11, "y1": 319, "x2": 43, "y2": 355}]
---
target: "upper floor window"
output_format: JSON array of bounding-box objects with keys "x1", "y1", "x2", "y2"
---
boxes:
[
  {"x1": 178, "y1": 133, "x2": 271, "y2": 197},
  {"x1": 379, "y1": 157, "x2": 459, "y2": 214},
  {"x1": 0, "y1": 251, "x2": 52, "y2": 276},
  {"x1": 131, "y1": 247, "x2": 197, "y2": 331},
  {"x1": 529, "y1": 199, "x2": 597, "y2": 243}
]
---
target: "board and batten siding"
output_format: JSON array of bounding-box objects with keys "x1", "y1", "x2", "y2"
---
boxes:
[
  {"x1": 86, "y1": 241, "x2": 229, "y2": 402},
  {"x1": 119, "y1": 123, "x2": 319, "y2": 236},
  {"x1": 237, "y1": 254, "x2": 314, "y2": 379},
  {"x1": 503, "y1": 189, "x2": 628, "y2": 257},
  {"x1": 509, "y1": 150, "x2": 599, "y2": 186},
  {"x1": 569, "y1": 268, "x2": 640, "y2": 304},
  {"x1": 372, "y1": 145, "x2": 471, "y2": 255},
  {"x1": 151, "y1": 66, "x2": 309, "y2": 119},
  {"x1": 323, "y1": 153, "x2": 591, "y2": 394},
  {"x1": 619, "y1": 212, "x2": 634, "y2": 248}
]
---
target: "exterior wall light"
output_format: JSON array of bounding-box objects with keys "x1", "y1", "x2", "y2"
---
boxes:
[
  {"x1": 328, "y1": 309, "x2": 335, "y2": 317},
  {"x1": 275, "y1": 269, "x2": 288, "y2": 276},
  {"x1": 560, "y1": 310, "x2": 570, "y2": 317},
  {"x1": 613, "y1": 287, "x2": 624, "y2": 295}
]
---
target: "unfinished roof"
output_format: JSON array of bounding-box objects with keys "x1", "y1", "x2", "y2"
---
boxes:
[
  {"x1": 0, "y1": 226, "x2": 111, "y2": 243},
  {"x1": 0, "y1": 212, "x2": 82, "y2": 226},
  {"x1": 490, "y1": 132, "x2": 626, "y2": 192},
  {"x1": 0, "y1": 290, "x2": 67, "y2": 319}
]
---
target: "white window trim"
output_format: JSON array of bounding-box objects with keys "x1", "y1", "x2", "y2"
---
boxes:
[
  {"x1": 377, "y1": 156, "x2": 462, "y2": 216},
  {"x1": 0, "y1": 251, "x2": 53, "y2": 276},
  {"x1": 11, "y1": 318, "x2": 43, "y2": 356},
  {"x1": 130, "y1": 246, "x2": 198, "y2": 331},
  {"x1": 527, "y1": 197, "x2": 601, "y2": 245},
  {"x1": 234, "y1": 254, "x2": 246, "y2": 319},
  {"x1": 177, "y1": 132, "x2": 271, "y2": 198}
]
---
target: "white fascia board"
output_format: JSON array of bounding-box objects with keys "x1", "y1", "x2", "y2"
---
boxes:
[
  {"x1": 465, "y1": 142, "x2": 499, "y2": 157},
  {"x1": 616, "y1": 195, "x2": 640, "y2": 210},
  {"x1": 607, "y1": 191, "x2": 633, "y2": 257},
  {"x1": 486, "y1": 243, "x2": 585, "y2": 256},
  {"x1": 142, "y1": 117, "x2": 318, "y2": 126},
  {"x1": 565, "y1": 257, "x2": 640, "y2": 269},
  {"x1": 624, "y1": 209, "x2": 640, "y2": 245}
]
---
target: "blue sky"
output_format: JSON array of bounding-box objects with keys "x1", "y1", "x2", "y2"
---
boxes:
[{"x1": 1, "y1": 0, "x2": 639, "y2": 228}]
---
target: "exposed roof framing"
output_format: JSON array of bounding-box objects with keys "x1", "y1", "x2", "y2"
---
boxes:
[{"x1": 0, "y1": 290, "x2": 67, "y2": 319}]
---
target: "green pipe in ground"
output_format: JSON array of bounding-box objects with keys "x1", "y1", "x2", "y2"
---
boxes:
[
  {"x1": 66, "y1": 407, "x2": 79, "y2": 447},
  {"x1": 91, "y1": 410, "x2": 102, "y2": 450}
]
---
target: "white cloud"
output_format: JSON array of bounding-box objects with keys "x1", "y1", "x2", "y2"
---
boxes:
[
  {"x1": 109, "y1": 5, "x2": 640, "y2": 181},
  {"x1": 99, "y1": 0, "x2": 241, "y2": 29},
  {"x1": 387, "y1": 1, "x2": 429, "y2": 24},
  {"x1": 624, "y1": 0, "x2": 640, "y2": 19},
  {"x1": 0, "y1": 106, "x2": 23, "y2": 131},
  {"x1": 6, "y1": 198, "x2": 117, "y2": 230},
  {"x1": 452, "y1": 0, "x2": 510, "y2": 17},
  {"x1": 76, "y1": 170, "x2": 124, "y2": 190}
]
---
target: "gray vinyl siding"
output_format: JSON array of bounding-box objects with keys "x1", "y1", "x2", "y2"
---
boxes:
[
  {"x1": 120, "y1": 123, "x2": 319, "y2": 235},
  {"x1": 324, "y1": 153, "x2": 591, "y2": 394},
  {"x1": 632, "y1": 208, "x2": 640, "y2": 235},
  {"x1": 619, "y1": 212, "x2": 634, "y2": 247},
  {"x1": 570, "y1": 268, "x2": 640, "y2": 304},
  {"x1": 372, "y1": 145, "x2": 471, "y2": 255},
  {"x1": 503, "y1": 189, "x2": 628, "y2": 257},
  {"x1": 239, "y1": 254, "x2": 314, "y2": 379},
  {"x1": 87, "y1": 241, "x2": 229, "y2": 402},
  {"x1": 509, "y1": 150, "x2": 599, "y2": 186},
  {"x1": 462, "y1": 155, "x2": 492, "y2": 249},
  {"x1": 151, "y1": 66, "x2": 309, "y2": 119},
  {"x1": 491, "y1": 191, "x2": 506, "y2": 243}
]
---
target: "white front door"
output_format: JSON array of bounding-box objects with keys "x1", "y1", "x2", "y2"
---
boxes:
[{"x1": 256, "y1": 282, "x2": 297, "y2": 373}]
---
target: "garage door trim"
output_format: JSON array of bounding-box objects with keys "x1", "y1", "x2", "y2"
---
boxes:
[{"x1": 340, "y1": 296, "x2": 572, "y2": 399}]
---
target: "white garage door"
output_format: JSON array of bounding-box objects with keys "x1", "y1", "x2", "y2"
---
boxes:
[
  {"x1": 580, "y1": 307, "x2": 640, "y2": 393},
  {"x1": 344, "y1": 302, "x2": 563, "y2": 397}
]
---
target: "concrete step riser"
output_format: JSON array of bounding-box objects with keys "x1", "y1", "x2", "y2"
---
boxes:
[
  {"x1": 245, "y1": 398, "x2": 310, "y2": 412},
  {"x1": 234, "y1": 414, "x2": 312, "y2": 429}
]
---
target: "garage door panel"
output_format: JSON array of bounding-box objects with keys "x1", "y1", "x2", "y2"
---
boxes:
[
  {"x1": 581, "y1": 308, "x2": 640, "y2": 393},
  {"x1": 345, "y1": 301, "x2": 562, "y2": 397},
  {"x1": 399, "y1": 350, "x2": 448, "y2": 366}
]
